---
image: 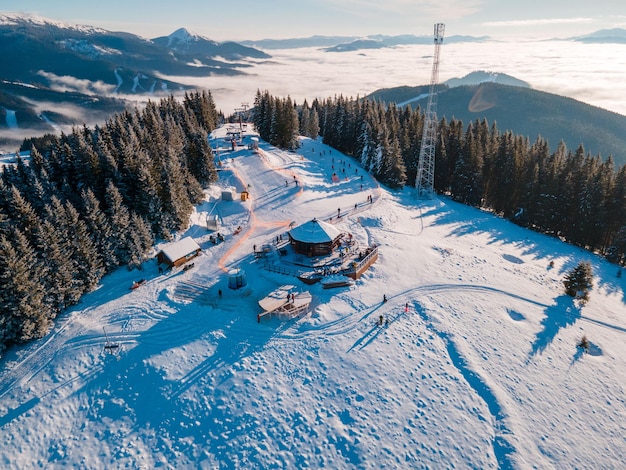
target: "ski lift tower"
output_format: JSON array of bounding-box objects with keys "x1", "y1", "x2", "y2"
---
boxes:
[{"x1": 415, "y1": 23, "x2": 445, "y2": 199}]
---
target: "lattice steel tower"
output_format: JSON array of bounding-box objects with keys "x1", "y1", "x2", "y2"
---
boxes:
[{"x1": 416, "y1": 23, "x2": 445, "y2": 199}]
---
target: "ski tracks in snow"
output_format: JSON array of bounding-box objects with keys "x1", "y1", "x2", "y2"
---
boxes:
[
  {"x1": 276, "y1": 281, "x2": 552, "y2": 466},
  {"x1": 0, "y1": 292, "x2": 172, "y2": 412}
]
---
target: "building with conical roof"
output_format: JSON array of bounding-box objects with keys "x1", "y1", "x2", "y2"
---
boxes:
[{"x1": 288, "y1": 218, "x2": 343, "y2": 257}]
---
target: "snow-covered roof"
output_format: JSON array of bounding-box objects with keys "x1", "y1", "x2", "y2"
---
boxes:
[
  {"x1": 288, "y1": 218, "x2": 341, "y2": 243},
  {"x1": 159, "y1": 236, "x2": 200, "y2": 263},
  {"x1": 258, "y1": 285, "x2": 295, "y2": 312}
]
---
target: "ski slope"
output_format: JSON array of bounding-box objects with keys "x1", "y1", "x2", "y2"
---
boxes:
[{"x1": 0, "y1": 125, "x2": 624, "y2": 469}]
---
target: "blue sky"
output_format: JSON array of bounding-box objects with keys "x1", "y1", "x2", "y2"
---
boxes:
[{"x1": 3, "y1": 0, "x2": 625, "y2": 40}]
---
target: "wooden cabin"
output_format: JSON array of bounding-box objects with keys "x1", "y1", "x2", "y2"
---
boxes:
[
  {"x1": 157, "y1": 237, "x2": 201, "y2": 269},
  {"x1": 288, "y1": 218, "x2": 342, "y2": 257}
]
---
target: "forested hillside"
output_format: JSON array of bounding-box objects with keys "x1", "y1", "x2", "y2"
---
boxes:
[
  {"x1": 255, "y1": 91, "x2": 626, "y2": 266},
  {"x1": 0, "y1": 91, "x2": 219, "y2": 353},
  {"x1": 368, "y1": 82, "x2": 626, "y2": 167},
  {"x1": 3, "y1": 88, "x2": 626, "y2": 356}
]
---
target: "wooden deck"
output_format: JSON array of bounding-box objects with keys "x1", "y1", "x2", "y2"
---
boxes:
[{"x1": 258, "y1": 285, "x2": 312, "y2": 322}]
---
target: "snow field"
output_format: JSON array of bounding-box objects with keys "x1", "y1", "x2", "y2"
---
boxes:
[{"x1": 0, "y1": 126, "x2": 624, "y2": 468}]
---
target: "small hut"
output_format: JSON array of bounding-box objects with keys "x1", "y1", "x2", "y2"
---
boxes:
[
  {"x1": 207, "y1": 214, "x2": 220, "y2": 231},
  {"x1": 157, "y1": 237, "x2": 201, "y2": 269},
  {"x1": 288, "y1": 218, "x2": 342, "y2": 257}
]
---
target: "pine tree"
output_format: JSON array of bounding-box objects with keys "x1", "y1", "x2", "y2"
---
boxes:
[
  {"x1": 80, "y1": 188, "x2": 119, "y2": 273},
  {"x1": 104, "y1": 181, "x2": 132, "y2": 263},
  {"x1": 184, "y1": 90, "x2": 218, "y2": 132},
  {"x1": 516, "y1": 137, "x2": 549, "y2": 227},
  {"x1": 284, "y1": 96, "x2": 300, "y2": 150},
  {"x1": 563, "y1": 261, "x2": 593, "y2": 302},
  {"x1": 63, "y1": 200, "x2": 104, "y2": 292},
  {"x1": 299, "y1": 99, "x2": 311, "y2": 137},
  {"x1": 486, "y1": 131, "x2": 526, "y2": 217},
  {"x1": 253, "y1": 90, "x2": 272, "y2": 141},
  {"x1": 126, "y1": 213, "x2": 155, "y2": 270},
  {"x1": 36, "y1": 218, "x2": 77, "y2": 311},
  {"x1": 605, "y1": 166, "x2": 626, "y2": 263},
  {"x1": 435, "y1": 118, "x2": 462, "y2": 194},
  {"x1": 450, "y1": 123, "x2": 483, "y2": 207},
  {"x1": 185, "y1": 129, "x2": 217, "y2": 187},
  {"x1": 376, "y1": 106, "x2": 406, "y2": 188},
  {"x1": 160, "y1": 145, "x2": 194, "y2": 231},
  {"x1": 0, "y1": 231, "x2": 51, "y2": 344}
]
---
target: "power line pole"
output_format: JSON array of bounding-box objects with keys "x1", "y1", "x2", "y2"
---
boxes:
[{"x1": 416, "y1": 23, "x2": 445, "y2": 199}]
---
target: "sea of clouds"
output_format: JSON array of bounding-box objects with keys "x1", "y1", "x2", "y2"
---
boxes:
[
  {"x1": 2, "y1": 39, "x2": 625, "y2": 151},
  {"x1": 185, "y1": 40, "x2": 626, "y2": 117}
]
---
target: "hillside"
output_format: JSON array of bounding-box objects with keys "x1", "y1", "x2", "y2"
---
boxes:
[
  {"x1": 0, "y1": 13, "x2": 269, "y2": 148},
  {"x1": 0, "y1": 14, "x2": 267, "y2": 88},
  {"x1": 0, "y1": 80, "x2": 131, "y2": 148},
  {"x1": 0, "y1": 125, "x2": 623, "y2": 468},
  {"x1": 368, "y1": 81, "x2": 626, "y2": 167}
]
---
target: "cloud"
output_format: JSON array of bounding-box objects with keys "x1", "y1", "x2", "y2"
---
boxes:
[
  {"x1": 4, "y1": 38, "x2": 624, "y2": 151},
  {"x1": 36, "y1": 70, "x2": 116, "y2": 95},
  {"x1": 483, "y1": 17, "x2": 594, "y2": 28},
  {"x1": 323, "y1": 0, "x2": 483, "y2": 20},
  {"x1": 151, "y1": 39, "x2": 626, "y2": 120}
]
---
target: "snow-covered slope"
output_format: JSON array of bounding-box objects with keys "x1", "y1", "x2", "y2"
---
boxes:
[{"x1": 0, "y1": 126, "x2": 624, "y2": 468}]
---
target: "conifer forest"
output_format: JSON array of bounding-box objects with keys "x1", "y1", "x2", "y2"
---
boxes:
[{"x1": 1, "y1": 88, "x2": 625, "y2": 354}]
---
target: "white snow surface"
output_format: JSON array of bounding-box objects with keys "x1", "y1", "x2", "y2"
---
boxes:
[{"x1": 0, "y1": 125, "x2": 624, "y2": 469}]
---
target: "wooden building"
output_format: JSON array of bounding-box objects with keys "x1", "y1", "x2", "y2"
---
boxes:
[
  {"x1": 288, "y1": 218, "x2": 342, "y2": 257},
  {"x1": 157, "y1": 237, "x2": 201, "y2": 268}
]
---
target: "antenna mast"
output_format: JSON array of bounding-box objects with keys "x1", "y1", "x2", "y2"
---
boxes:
[{"x1": 415, "y1": 23, "x2": 445, "y2": 199}]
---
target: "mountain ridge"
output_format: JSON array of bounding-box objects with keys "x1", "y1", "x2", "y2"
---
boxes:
[
  {"x1": 243, "y1": 33, "x2": 489, "y2": 50},
  {"x1": 570, "y1": 27, "x2": 626, "y2": 43},
  {"x1": 367, "y1": 76, "x2": 626, "y2": 167},
  {"x1": 0, "y1": 13, "x2": 269, "y2": 148}
]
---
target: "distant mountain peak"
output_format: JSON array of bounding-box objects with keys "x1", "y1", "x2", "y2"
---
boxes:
[
  {"x1": 154, "y1": 27, "x2": 219, "y2": 50},
  {"x1": 169, "y1": 27, "x2": 195, "y2": 41},
  {"x1": 445, "y1": 71, "x2": 530, "y2": 88}
]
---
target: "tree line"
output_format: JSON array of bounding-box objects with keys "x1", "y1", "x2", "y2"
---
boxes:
[
  {"x1": 254, "y1": 90, "x2": 626, "y2": 266},
  {"x1": 0, "y1": 91, "x2": 219, "y2": 354},
  {"x1": 3, "y1": 87, "x2": 625, "y2": 354}
]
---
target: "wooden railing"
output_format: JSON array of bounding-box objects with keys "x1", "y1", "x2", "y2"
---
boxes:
[{"x1": 262, "y1": 262, "x2": 301, "y2": 277}]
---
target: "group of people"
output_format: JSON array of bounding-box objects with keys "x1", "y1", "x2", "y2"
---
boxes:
[
  {"x1": 377, "y1": 297, "x2": 412, "y2": 326},
  {"x1": 285, "y1": 175, "x2": 299, "y2": 187},
  {"x1": 209, "y1": 232, "x2": 225, "y2": 244}
]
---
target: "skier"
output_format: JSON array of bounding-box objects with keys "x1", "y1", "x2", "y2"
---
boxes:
[{"x1": 383, "y1": 294, "x2": 387, "y2": 303}]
